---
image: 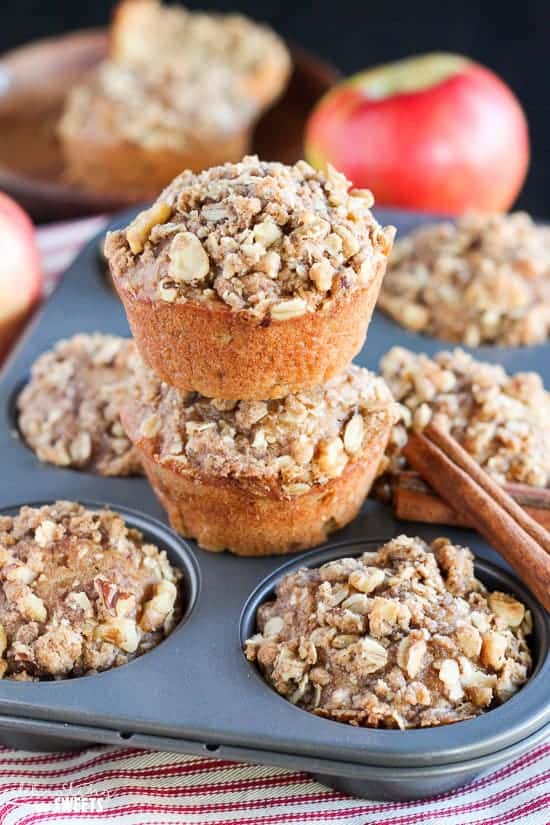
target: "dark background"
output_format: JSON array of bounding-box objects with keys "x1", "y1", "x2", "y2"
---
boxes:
[{"x1": 2, "y1": 0, "x2": 549, "y2": 216}]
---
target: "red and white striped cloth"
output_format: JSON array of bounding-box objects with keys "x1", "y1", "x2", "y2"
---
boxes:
[{"x1": 1, "y1": 216, "x2": 546, "y2": 825}]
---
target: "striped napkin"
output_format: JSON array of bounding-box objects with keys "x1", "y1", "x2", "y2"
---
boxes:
[{"x1": 0, "y1": 215, "x2": 546, "y2": 825}]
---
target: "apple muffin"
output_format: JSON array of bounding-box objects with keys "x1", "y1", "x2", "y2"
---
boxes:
[
  {"x1": 121, "y1": 356, "x2": 396, "y2": 556},
  {"x1": 105, "y1": 156, "x2": 395, "y2": 399},
  {"x1": 0, "y1": 501, "x2": 182, "y2": 680},
  {"x1": 17, "y1": 333, "x2": 142, "y2": 477},
  {"x1": 58, "y1": 1, "x2": 290, "y2": 199},
  {"x1": 380, "y1": 346, "x2": 550, "y2": 489},
  {"x1": 379, "y1": 212, "x2": 550, "y2": 346},
  {"x1": 245, "y1": 535, "x2": 532, "y2": 728}
]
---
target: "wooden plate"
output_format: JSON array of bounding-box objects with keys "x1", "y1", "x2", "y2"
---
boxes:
[{"x1": 0, "y1": 30, "x2": 338, "y2": 222}]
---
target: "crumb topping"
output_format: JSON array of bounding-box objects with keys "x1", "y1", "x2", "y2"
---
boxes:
[
  {"x1": 127, "y1": 356, "x2": 396, "y2": 496},
  {"x1": 105, "y1": 156, "x2": 395, "y2": 321},
  {"x1": 60, "y1": 3, "x2": 290, "y2": 149},
  {"x1": 17, "y1": 333, "x2": 142, "y2": 477},
  {"x1": 0, "y1": 502, "x2": 182, "y2": 680},
  {"x1": 381, "y1": 347, "x2": 550, "y2": 488},
  {"x1": 379, "y1": 212, "x2": 550, "y2": 346},
  {"x1": 245, "y1": 535, "x2": 532, "y2": 729}
]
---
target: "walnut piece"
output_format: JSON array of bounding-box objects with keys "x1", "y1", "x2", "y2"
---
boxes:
[
  {"x1": 169, "y1": 232, "x2": 210, "y2": 283},
  {"x1": 126, "y1": 202, "x2": 172, "y2": 254}
]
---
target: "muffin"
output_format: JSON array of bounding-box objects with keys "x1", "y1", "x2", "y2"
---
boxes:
[
  {"x1": 245, "y1": 535, "x2": 532, "y2": 728},
  {"x1": 0, "y1": 501, "x2": 182, "y2": 680},
  {"x1": 105, "y1": 156, "x2": 395, "y2": 400},
  {"x1": 379, "y1": 212, "x2": 550, "y2": 346},
  {"x1": 17, "y1": 333, "x2": 142, "y2": 477},
  {"x1": 58, "y1": 1, "x2": 291, "y2": 199},
  {"x1": 121, "y1": 357, "x2": 396, "y2": 556},
  {"x1": 381, "y1": 347, "x2": 550, "y2": 489}
]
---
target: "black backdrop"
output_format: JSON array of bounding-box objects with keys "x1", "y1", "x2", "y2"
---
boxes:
[{"x1": 2, "y1": 0, "x2": 549, "y2": 216}]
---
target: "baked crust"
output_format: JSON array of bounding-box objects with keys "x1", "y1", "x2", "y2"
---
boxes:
[
  {"x1": 121, "y1": 403, "x2": 392, "y2": 556},
  {"x1": 60, "y1": 128, "x2": 250, "y2": 200},
  {"x1": 115, "y1": 263, "x2": 385, "y2": 399}
]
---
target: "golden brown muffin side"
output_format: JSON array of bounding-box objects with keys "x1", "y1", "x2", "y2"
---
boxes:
[{"x1": 115, "y1": 266, "x2": 385, "y2": 399}]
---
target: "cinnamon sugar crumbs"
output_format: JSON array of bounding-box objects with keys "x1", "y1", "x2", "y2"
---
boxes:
[{"x1": 379, "y1": 212, "x2": 550, "y2": 346}]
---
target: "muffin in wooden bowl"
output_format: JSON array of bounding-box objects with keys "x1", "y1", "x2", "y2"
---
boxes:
[
  {"x1": 58, "y1": 1, "x2": 291, "y2": 199},
  {"x1": 121, "y1": 355, "x2": 396, "y2": 556},
  {"x1": 105, "y1": 156, "x2": 395, "y2": 400}
]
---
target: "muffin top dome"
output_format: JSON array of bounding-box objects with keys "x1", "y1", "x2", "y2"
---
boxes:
[
  {"x1": 105, "y1": 156, "x2": 395, "y2": 322},
  {"x1": 0, "y1": 502, "x2": 181, "y2": 680},
  {"x1": 379, "y1": 212, "x2": 550, "y2": 346},
  {"x1": 382, "y1": 346, "x2": 550, "y2": 488},
  {"x1": 17, "y1": 333, "x2": 141, "y2": 477},
  {"x1": 123, "y1": 355, "x2": 396, "y2": 496}
]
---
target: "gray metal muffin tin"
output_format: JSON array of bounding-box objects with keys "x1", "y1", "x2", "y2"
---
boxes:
[{"x1": 0, "y1": 208, "x2": 548, "y2": 801}]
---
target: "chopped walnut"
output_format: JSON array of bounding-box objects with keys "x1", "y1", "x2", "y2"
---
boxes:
[
  {"x1": 105, "y1": 156, "x2": 395, "y2": 322},
  {"x1": 0, "y1": 502, "x2": 182, "y2": 680},
  {"x1": 17, "y1": 333, "x2": 142, "y2": 477},
  {"x1": 379, "y1": 212, "x2": 550, "y2": 346},
  {"x1": 381, "y1": 347, "x2": 550, "y2": 490},
  {"x1": 245, "y1": 535, "x2": 532, "y2": 729}
]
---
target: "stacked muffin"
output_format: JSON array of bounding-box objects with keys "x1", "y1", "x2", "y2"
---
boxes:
[{"x1": 105, "y1": 156, "x2": 397, "y2": 555}]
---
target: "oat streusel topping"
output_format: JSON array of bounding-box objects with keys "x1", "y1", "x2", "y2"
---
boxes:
[
  {"x1": 17, "y1": 333, "x2": 142, "y2": 477},
  {"x1": 129, "y1": 356, "x2": 395, "y2": 496},
  {"x1": 60, "y1": 3, "x2": 290, "y2": 150},
  {"x1": 379, "y1": 212, "x2": 550, "y2": 346},
  {"x1": 0, "y1": 502, "x2": 182, "y2": 680},
  {"x1": 105, "y1": 156, "x2": 395, "y2": 321},
  {"x1": 381, "y1": 347, "x2": 550, "y2": 488},
  {"x1": 245, "y1": 536, "x2": 532, "y2": 729}
]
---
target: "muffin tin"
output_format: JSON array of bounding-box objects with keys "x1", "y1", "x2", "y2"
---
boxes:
[{"x1": 0, "y1": 207, "x2": 548, "y2": 801}]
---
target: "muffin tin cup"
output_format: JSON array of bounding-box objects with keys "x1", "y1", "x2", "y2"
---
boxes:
[{"x1": 0, "y1": 208, "x2": 548, "y2": 801}]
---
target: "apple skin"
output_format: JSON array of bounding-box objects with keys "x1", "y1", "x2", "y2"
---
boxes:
[
  {"x1": 0, "y1": 193, "x2": 42, "y2": 361},
  {"x1": 305, "y1": 54, "x2": 529, "y2": 214}
]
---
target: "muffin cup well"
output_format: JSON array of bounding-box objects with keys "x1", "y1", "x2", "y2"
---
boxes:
[
  {"x1": 121, "y1": 409, "x2": 393, "y2": 556},
  {"x1": 0, "y1": 500, "x2": 201, "y2": 681},
  {"x1": 114, "y1": 265, "x2": 386, "y2": 400},
  {"x1": 240, "y1": 541, "x2": 550, "y2": 768}
]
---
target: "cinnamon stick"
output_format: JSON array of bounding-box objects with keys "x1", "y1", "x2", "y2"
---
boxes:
[
  {"x1": 394, "y1": 472, "x2": 550, "y2": 531},
  {"x1": 403, "y1": 424, "x2": 550, "y2": 612}
]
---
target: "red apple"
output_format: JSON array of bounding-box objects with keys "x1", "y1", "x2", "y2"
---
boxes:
[
  {"x1": 0, "y1": 193, "x2": 42, "y2": 362},
  {"x1": 305, "y1": 53, "x2": 529, "y2": 214}
]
